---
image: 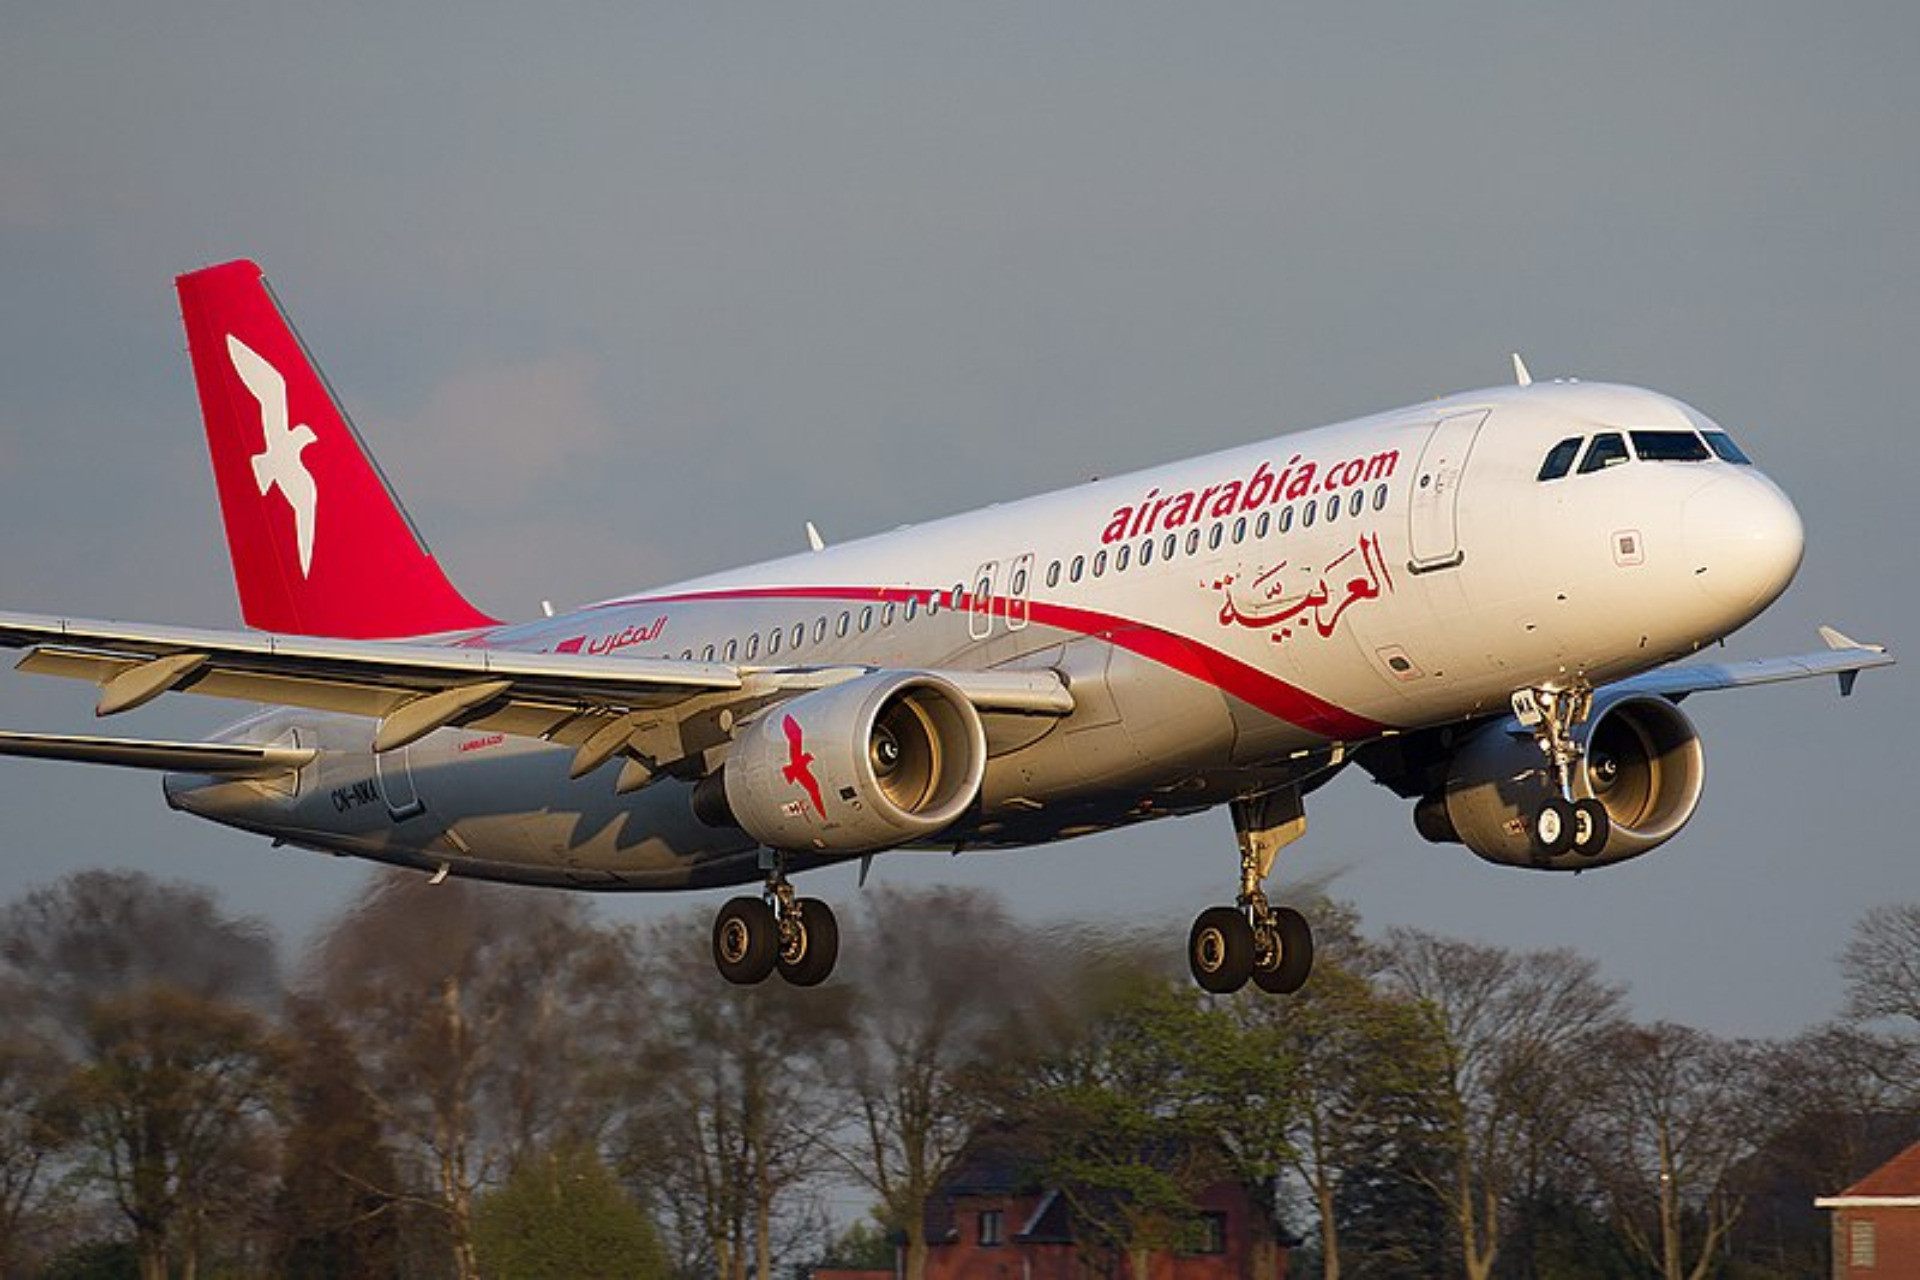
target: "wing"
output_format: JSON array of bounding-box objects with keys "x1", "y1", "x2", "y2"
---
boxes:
[
  {"x1": 1606, "y1": 626, "x2": 1894, "y2": 701},
  {"x1": 0, "y1": 730, "x2": 312, "y2": 777},
  {"x1": 0, "y1": 610, "x2": 1072, "y2": 778}
]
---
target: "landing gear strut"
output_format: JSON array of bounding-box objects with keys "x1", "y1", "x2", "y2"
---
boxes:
[
  {"x1": 1512, "y1": 684, "x2": 1610, "y2": 859},
  {"x1": 712, "y1": 853, "x2": 839, "y2": 987},
  {"x1": 1187, "y1": 787, "x2": 1315, "y2": 995}
]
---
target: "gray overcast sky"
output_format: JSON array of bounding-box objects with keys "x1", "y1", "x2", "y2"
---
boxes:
[{"x1": 0, "y1": 5, "x2": 1913, "y2": 1037}]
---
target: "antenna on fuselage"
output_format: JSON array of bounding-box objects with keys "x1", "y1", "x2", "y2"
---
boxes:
[
  {"x1": 1511, "y1": 353, "x2": 1534, "y2": 387},
  {"x1": 806, "y1": 522, "x2": 826, "y2": 552}
]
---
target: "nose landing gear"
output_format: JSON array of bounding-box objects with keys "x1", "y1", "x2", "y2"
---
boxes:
[
  {"x1": 1186, "y1": 787, "x2": 1316, "y2": 995},
  {"x1": 711, "y1": 854, "x2": 840, "y2": 988},
  {"x1": 1513, "y1": 685, "x2": 1611, "y2": 859}
]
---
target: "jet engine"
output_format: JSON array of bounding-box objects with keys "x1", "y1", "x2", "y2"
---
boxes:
[
  {"x1": 1414, "y1": 694, "x2": 1704, "y2": 869},
  {"x1": 718, "y1": 672, "x2": 987, "y2": 854}
]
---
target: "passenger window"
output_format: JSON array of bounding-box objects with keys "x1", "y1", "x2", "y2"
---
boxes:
[
  {"x1": 1704, "y1": 430, "x2": 1752, "y2": 464},
  {"x1": 1232, "y1": 516, "x2": 1247, "y2": 544},
  {"x1": 1184, "y1": 528, "x2": 1199, "y2": 556},
  {"x1": 723, "y1": 638, "x2": 738, "y2": 662},
  {"x1": 814, "y1": 617, "x2": 829, "y2": 642},
  {"x1": 702, "y1": 644, "x2": 716, "y2": 661},
  {"x1": 1578, "y1": 432, "x2": 1631, "y2": 474},
  {"x1": 1302, "y1": 499, "x2": 1318, "y2": 528},
  {"x1": 1137, "y1": 538, "x2": 1153, "y2": 567},
  {"x1": 1093, "y1": 549, "x2": 1108, "y2": 577},
  {"x1": 1254, "y1": 511, "x2": 1270, "y2": 538},
  {"x1": 1278, "y1": 505, "x2": 1293, "y2": 533},
  {"x1": 1045, "y1": 561, "x2": 1061, "y2": 588},
  {"x1": 860, "y1": 606, "x2": 873, "y2": 633},
  {"x1": 882, "y1": 602, "x2": 895, "y2": 627},
  {"x1": 1208, "y1": 523, "x2": 1224, "y2": 550},
  {"x1": 1349, "y1": 490, "x2": 1364, "y2": 517},
  {"x1": 1167, "y1": 532, "x2": 1180, "y2": 560},
  {"x1": 1116, "y1": 545, "x2": 1131, "y2": 572},
  {"x1": 1070, "y1": 555, "x2": 1085, "y2": 582},
  {"x1": 744, "y1": 633, "x2": 758, "y2": 660},
  {"x1": 1631, "y1": 430, "x2": 1711, "y2": 462},
  {"x1": 1538, "y1": 436, "x2": 1583, "y2": 481},
  {"x1": 904, "y1": 597, "x2": 918, "y2": 622},
  {"x1": 768, "y1": 629, "x2": 781, "y2": 656},
  {"x1": 836, "y1": 612, "x2": 850, "y2": 639},
  {"x1": 927, "y1": 592, "x2": 940, "y2": 616},
  {"x1": 791, "y1": 623, "x2": 805, "y2": 649},
  {"x1": 1373, "y1": 483, "x2": 1388, "y2": 511},
  {"x1": 1326, "y1": 494, "x2": 1341, "y2": 523}
]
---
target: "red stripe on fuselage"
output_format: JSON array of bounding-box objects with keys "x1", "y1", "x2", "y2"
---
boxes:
[{"x1": 611, "y1": 585, "x2": 1383, "y2": 741}]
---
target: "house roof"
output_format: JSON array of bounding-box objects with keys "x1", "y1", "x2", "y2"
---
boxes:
[{"x1": 1816, "y1": 1139, "x2": 1920, "y2": 1209}]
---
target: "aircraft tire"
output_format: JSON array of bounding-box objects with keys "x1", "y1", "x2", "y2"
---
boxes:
[
  {"x1": 777, "y1": 898, "x2": 839, "y2": 988},
  {"x1": 1532, "y1": 797, "x2": 1576, "y2": 859},
  {"x1": 1189, "y1": 906, "x2": 1254, "y2": 994},
  {"x1": 1253, "y1": 906, "x2": 1314, "y2": 994},
  {"x1": 1571, "y1": 798, "x2": 1610, "y2": 857},
  {"x1": 713, "y1": 896, "x2": 779, "y2": 985}
]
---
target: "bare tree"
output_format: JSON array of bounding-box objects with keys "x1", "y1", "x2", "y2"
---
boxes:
[
  {"x1": 308, "y1": 871, "x2": 641, "y2": 1280},
  {"x1": 834, "y1": 886, "x2": 1067, "y2": 1280},
  {"x1": 1577, "y1": 1022, "x2": 1760, "y2": 1280},
  {"x1": 1841, "y1": 902, "x2": 1920, "y2": 1030},
  {"x1": 0, "y1": 871, "x2": 284, "y2": 1280},
  {"x1": 1380, "y1": 929, "x2": 1624, "y2": 1280},
  {"x1": 618, "y1": 913, "x2": 852, "y2": 1280}
]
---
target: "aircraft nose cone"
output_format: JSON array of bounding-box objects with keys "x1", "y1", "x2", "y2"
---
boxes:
[{"x1": 1682, "y1": 475, "x2": 1805, "y2": 618}]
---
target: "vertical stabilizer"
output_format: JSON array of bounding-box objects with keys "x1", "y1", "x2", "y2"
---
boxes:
[{"x1": 176, "y1": 260, "x2": 497, "y2": 639}]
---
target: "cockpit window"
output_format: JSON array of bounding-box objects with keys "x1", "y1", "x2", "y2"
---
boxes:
[
  {"x1": 1577, "y1": 432, "x2": 1630, "y2": 474},
  {"x1": 1703, "y1": 430, "x2": 1753, "y2": 465},
  {"x1": 1631, "y1": 430, "x2": 1712, "y2": 462},
  {"x1": 1537, "y1": 436, "x2": 1582, "y2": 481}
]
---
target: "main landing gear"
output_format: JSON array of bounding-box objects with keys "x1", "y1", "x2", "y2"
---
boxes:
[
  {"x1": 1187, "y1": 788, "x2": 1316, "y2": 996},
  {"x1": 711, "y1": 854, "x2": 839, "y2": 988},
  {"x1": 1513, "y1": 684, "x2": 1610, "y2": 860}
]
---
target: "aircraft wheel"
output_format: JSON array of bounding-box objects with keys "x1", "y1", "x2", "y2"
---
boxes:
[
  {"x1": 1189, "y1": 906, "x2": 1254, "y2": 994},
  {"x1": 1531, "y1": 797, "x2": 1576, "y2": 859},
  {"x1": 1252, "y1": 906, "x2": 1314, "y2": 994},
  {"x1": 1571, "y1": 798, "x2": 1611, "y2": 857},
  {"x1": 777, "y1": 898, "x2": 839, "y2": 988},
  {"x1": 713, "y1": 896, "x2": 778, "y2": 985}
]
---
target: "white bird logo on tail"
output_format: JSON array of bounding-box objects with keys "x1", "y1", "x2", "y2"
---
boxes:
[{"x1": 225, "y1": 335, "x2": 319, "y2": 577}]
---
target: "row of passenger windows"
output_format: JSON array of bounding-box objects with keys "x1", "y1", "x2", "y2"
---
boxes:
[
  {"x1": 1046, "y1": 481, "x2": 1391, "y2": 588},
  {"x1": 1538, "y1": 428, "x2": 1751, "y2": 482},
  {"x1": 680, "y1": 479, "x2": 1393, "y2": 663}
]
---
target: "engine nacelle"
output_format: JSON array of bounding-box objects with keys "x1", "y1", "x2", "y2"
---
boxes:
[
  {"x1": 721, "y1": 672, "x2": 987, "y2": 854},
  {"x1": 1416, "y1": 694, "x2": 1705, "y2": 869}
]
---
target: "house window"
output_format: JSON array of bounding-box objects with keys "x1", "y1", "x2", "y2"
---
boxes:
[
  {"x1": 1184, "y1": 1211, "x2": 1227, "y2": 1256},
  {"x1": 1851, "y1": 1218, "x2": 1876, "y2": 1267},
  {"x1": 979, "y1": 1209, "x2": 1004, "y2": 1247}
]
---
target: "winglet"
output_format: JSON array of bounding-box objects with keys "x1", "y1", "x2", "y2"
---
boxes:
[
  {"x1": 1819, "y1": 625, "x2": 1888, "y2": 696},
  {"x1": 1511, "y1": 353, "x2": 1533, "y2": 387}
]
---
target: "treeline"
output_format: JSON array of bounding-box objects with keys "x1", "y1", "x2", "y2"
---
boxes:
[{"x1": 0, "y1": 870, "x2": 1914, "y2": 1280}]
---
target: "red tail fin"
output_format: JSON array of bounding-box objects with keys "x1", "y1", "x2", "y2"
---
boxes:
[{"x1": 176, "y1": 260, "x2": 497, "y2": 639}]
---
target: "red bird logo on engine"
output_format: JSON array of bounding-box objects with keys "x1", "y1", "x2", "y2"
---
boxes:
[{"x1": 781, "y1": 715, "x2": 826, "y2": 816}]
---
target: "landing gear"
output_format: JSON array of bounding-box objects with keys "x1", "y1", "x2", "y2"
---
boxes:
[
  {"x1": 1186, "y1": 788, "x2": 1316, "y2": 996},
  {"x1": 1512, "y1": 684, "x2": 1611, "y2": 859},
  {"x1": 710, "y1": 856, "x2": 839, "y2": 987}
]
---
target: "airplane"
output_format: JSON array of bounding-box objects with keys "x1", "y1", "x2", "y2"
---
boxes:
[{"x1": 0, "y1": 260, "x2": 1894, "y2": 993}]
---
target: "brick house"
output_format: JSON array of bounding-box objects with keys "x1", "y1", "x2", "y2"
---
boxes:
[
  {"x1": 917, "y1": 1131, "x2": 1293, "y2": 1279},
  {"x1": 1816, "y1": 1138, "x2": 1920, "y2": 1276}
]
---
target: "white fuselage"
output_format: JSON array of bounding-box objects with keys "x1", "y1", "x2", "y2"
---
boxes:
[{"x1": 168, "y1": 381, "x2": 1803, "y2": 889}]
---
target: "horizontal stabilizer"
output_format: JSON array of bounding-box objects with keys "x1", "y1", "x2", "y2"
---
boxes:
[{"x1": 0, "y1": 730, "x2": 313, "y2": 777}]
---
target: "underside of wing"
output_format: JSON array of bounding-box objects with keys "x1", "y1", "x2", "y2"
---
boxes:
[
  {"x1": 0, "y1": 730, "x2": 313, "y2": 777},
  {"x1": 1609, "y1": 626, "x2": 1894, "y2": 701}
]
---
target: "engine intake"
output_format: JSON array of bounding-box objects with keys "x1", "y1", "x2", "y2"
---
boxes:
[
  {"x1": 721, "y1": 672, "x2": 986, "y2": 854},
  {"x1": 1420, "y1": 694, "x2": 1705, "y2": 869}
]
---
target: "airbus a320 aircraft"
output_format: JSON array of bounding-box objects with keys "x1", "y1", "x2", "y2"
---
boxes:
[{"x1": 0, "y1": 261, "x2": 1894, "y2": 992}]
